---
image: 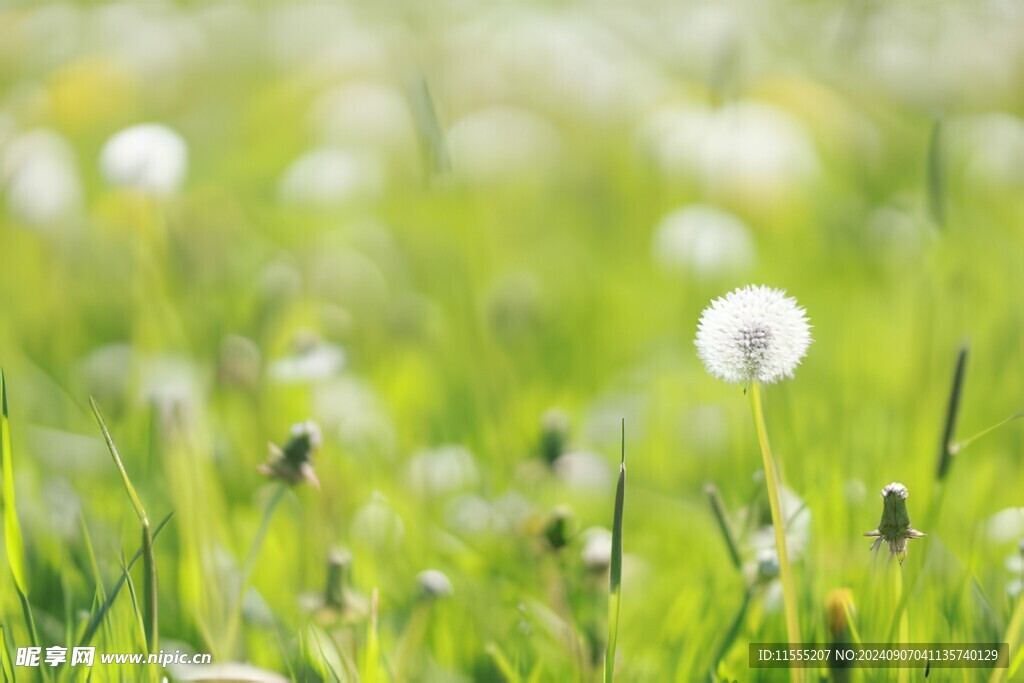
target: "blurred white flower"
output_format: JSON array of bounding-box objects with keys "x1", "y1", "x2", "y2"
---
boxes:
[
  {"x1": 956, "y1": 113, "x2": 1024, "y2": 188},
  {"x1": 985, "y1": 508, "x2": 1024, "y2": 544},
  {"x1": 309, "y1": 81, "x2": 417, "y2": 156},
  {"x1": 652, "y1": 204, "x2": 756, "y2": 277},
  {"x1": 641, "y1": 102, "x2": 819, "y2": 197},
  {"x1": 350, "y1": 493, "x2": 405, "y2": 551},
  {"x1": 313, "y1": 377, "x2": 395, "y2": 457},
  {"x1": 138, "y1": 355, "x2": 206, "y2": 436},
  {"x1": 1, "y1": 128, "x2": 82, "y2": 227},
  {"x1": 278, "y1": 148, "x2": 383, "y2": 207},
  {"x1": 417, "y1": 569, "x2": 454, "y2": 599},
  {"x1": 99, "y1": 123, "x2": 188, "y2": 195},
  {"x1": 695, "y1": 285, "x2": 812, "y2": 385},
  {"x1": 580, "y1": 527, "x2": 613, "y2": 570},
  {"x1": 553, "y1": 451, "x2": 612, "y2": 490},
  {"x1": 446, "y1": 105, "x2": 563, "y2": 184},
  {"x1": 404, "y1": 445, "x2": 480, "y2": 498},
  {"x1": 269, "y1": 333, "x2": 345, "y2": 384},
  {"x1": 745, "y1": 485, "x2": 811, "y2": 560}
]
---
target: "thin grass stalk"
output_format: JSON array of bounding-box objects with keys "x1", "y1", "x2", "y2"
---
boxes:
[
  {"x1": 705, "y1": 483, "x2": 743, "y2": 571},
  {"x1": 604, "y1": 420, "x2": 626, "y2": 683},
  {"x1": 2, "y1": 371, "x2": 45, "y2": 677},
  {"x1": 750, "y1": 383, "x2": 802, "y2": 683},
  {"x1": 363, "y1": 588, "x2": 381, "y2": 683},
  {"x1": 90, "y1": 397, "x2": 159, "y2": 654},
  {"x1": 894, "y1": 567, "x2": 909, "y2": 683},
  {"x1": 927, "y1": 118, "x2": 946, "y2": 228},
  {"x1": 78, "y1": 512, "x2": 174, "y2": 648},
  {"x1": 707, "y1": 586, "x2": 753, "y2": 682},
  {"x1": 224, "y1": 482, "x2": 288, "y2": 654},
  {"x1": 989, "y1": 591, "x2": 1024, "y2": 683}
]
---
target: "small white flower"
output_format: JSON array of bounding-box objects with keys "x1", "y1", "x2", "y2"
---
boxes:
[
  {"x1": 99, "y1": 123, "x2": 188, "y2": 195},
  {"x1": 695, "y1": 285, "x2": 812, "y2": 384}
]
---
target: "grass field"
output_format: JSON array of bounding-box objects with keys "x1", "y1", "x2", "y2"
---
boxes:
[{"x1": 2, "y1": 2, "x2": 1024, "y2": 681}]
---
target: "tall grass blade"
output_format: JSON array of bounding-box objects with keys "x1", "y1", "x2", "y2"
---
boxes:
[
  {"x1": 2, "y1": 371, "x2": 42, "y2": 661},
  {"x1": 408, "y1": 73, "x2": 451, "y2": 176},
  {"x1": 363, "y1": 587, "x2": 381, "y2": 683},
  {"x1": 704, "y1": 483, "x2": 743, "y2": 571},
  {"x1": 89, "y1": 397, "x2": 158, "y2": 654},
  {"x1": 935, "y1": 345, "x2": 967, "y2": 481},
  {"x1": 927, "y1": 118, "x2": 946, "y2": 228},
  {"x1": 485, "y1": 642, "x2": 522, "y2": 683},
  {"x1": 1, "y1": 370, "x2": 28, "y2": 595},
  {"x1": 604, "y1": 419, "x2": 626, "y2": 683},
  {"x1": 1, "y1": 625, "x2": 15, "y2": 683},
  {"x1": 78, "y1": 512, "x2": 173, "y2": 648}
]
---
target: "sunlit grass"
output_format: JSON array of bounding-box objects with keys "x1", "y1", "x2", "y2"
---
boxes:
[{"x1": 1, "y1": 1, "x2": 1024, "y2": 681}]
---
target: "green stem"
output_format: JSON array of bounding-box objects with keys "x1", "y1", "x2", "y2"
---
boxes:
[
  {"x1": 750, "y1": 383, "x2": 802, "y2": 683},
  {"x1": 894, "y1": 566, "x2": 909, "y2": 683},
  {"x1": 224, "y1": 483, "x2": 288, "y2": 654}
]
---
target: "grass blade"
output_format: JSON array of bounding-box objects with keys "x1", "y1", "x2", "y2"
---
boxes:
[
  {"x1": 2, "y1": 371, "x2": 42, "y2": 663},
  {"x1": 927, "y1": 118, "x2": 945, "y2": 228},
  {"x1": 604, "y1": 419, "x2": 626, "y2": 683},
  {"x1": 1, "y1": 370, "x2": 27, "y2": 595},
  {"x1": 363, "y1": 587, "x2": 381, "y2": 683},
  {"x1": 935, "y1": 344, "x2": 967, "y2": 481},
  {"x1": 78, "y1": 512, "x2": 173, "y2": 648},
  {"x1": 704, "y1": 483, "x2": 743, "y2": 571},
  {"x1": 89, "y1": 397, "x2": 158, "y2": 654}
]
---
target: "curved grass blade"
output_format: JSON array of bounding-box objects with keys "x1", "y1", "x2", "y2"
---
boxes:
[
  {"x1": 705, "y1": 483, "x2": 743, "y2": 571},
  {"x1": 935, "y1": 345, "x2": 967, "y2": 481},
  {"x1": 604, "y1": 419, "x2": 626, "y2": 683},
  {"x1": 90, "y1": 397, "x2": 158, "y2": 654},
  {"x1": 1, "y1": 371, "x2": 42, "y2": 662},
  {"x1": 78, "y1": 512, "x2": 173, "y2": 648},
  {"x1": 1, "y1": 369, "x2": 27, "y2": 595},
  {"x1": 927, "y1": 118, "x2": 946, "y2": 228}
]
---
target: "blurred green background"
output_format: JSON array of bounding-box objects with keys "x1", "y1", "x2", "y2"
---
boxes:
[{"x1": 2, "y1": 1, "x2": 1024, "y2": 681}]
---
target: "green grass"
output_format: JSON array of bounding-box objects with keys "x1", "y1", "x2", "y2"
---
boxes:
[{"x1": 2, "y1": 2, "x2": 1024, "y2": 681}]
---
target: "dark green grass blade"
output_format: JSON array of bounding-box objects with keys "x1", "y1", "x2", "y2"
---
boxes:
[
  {"x1": 705, "y1": 483, "x2": 743, "y2": 571},
  {"x1": 605, "y1": 420, "x2": 626, "y2": 683},
  {"x1": 1, "y1": 369, "x2": 28, "y2": 595},
  {"x1": 935, "y1": 345, "x2": 967, "y2": 481},
  {"x1": 90, "y1": 397, "x2": 159, "y2": 653},
  {"x1": 927, "y1": 118, "x2": 946, "y2": 228},
  {"x1": 78, "y1": 512, "x2": 173, "y2": 648}
]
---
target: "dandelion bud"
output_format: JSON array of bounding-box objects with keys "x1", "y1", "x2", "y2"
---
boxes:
[
  {"x1": 824, "y1": 588, "x2": 855, "y2": 641},
  {"x1": 325, "y1": 547, "x2": 353, "y2": 609},
  {"x1": 864, "y1": 482, "x2": 925, "y2": 564},
  {"x1": 542, "y1": 505, "x2": 575, "y2": 551},
  {"x1": 259, "y1": 420, "x2": 322, "y2": 488},
  {"x1": 755, "y1": 548, "x2": 780, "y2": 582},
  {"x1": 417, "y1": 569, "x2": 454, "y2": 599},
  {"x1": 539, "y1": 408, "x2": 571, "y2": 465}
]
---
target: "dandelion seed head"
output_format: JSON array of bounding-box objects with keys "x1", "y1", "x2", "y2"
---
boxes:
[
  {"x1": 881, "y1": 482, "x2": 909, "y2": 500},
  {"x1": 695, "y1": 285, "x2": 812, "y2": 384},
  {"x1": 99, "y1": 123, "x2": 188, "y2": 195}
]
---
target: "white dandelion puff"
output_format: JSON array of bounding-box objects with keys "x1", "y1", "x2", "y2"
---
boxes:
[
  {"x1": 99, "y1": 123, "x2": 188, "y2": 195},
  {"x1": 695, "y1": 285, "x2": 812, "y2": 385}
]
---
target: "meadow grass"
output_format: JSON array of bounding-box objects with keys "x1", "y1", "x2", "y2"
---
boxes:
[{"x1": 2, "y1": 2, "x2": 1024, "y2": 681}]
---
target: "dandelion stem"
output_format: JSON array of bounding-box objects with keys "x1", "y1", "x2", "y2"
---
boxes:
[
  {"x1": 224, "y1": 482, "x2": 288, "y2": 654},
  {"x1": 894, "y1": 566, "x2": 909, "y2": 683},
  {"x1": 750, "y1": 382, "x2": 802, "y2": 683}
]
